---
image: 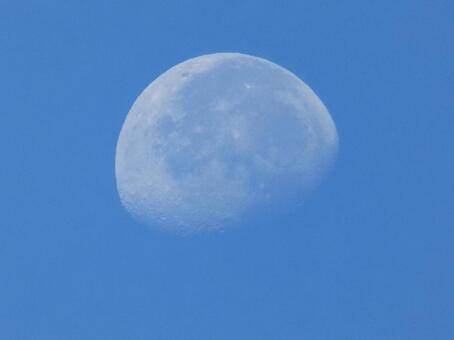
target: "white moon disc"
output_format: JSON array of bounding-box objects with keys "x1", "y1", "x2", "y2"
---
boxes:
[{"x1": 116, "y1": 53, "x2": 338, "y2": 233}]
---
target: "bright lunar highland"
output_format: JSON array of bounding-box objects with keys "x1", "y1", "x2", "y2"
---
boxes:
[{"x1": 116, "y1": 53, "x2": 338, "y2": 233}]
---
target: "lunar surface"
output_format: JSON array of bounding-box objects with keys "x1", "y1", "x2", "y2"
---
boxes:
[{"x1": 116, "y1": 53, "x2": 338, "y2": 233}]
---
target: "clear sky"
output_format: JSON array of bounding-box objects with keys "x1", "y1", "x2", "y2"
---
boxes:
[{"x1": 1, "y1": 0, "x2": 453, "y2": 339}]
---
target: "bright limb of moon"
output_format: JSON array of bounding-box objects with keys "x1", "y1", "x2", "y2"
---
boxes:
[{"x1": 115, "y1": 53, "x2": 338, "y2": 233}]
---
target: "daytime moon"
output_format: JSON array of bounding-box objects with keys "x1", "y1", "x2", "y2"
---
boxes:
[{"x1": 116, "y1": 53, "x2": 338, "y2": 233}]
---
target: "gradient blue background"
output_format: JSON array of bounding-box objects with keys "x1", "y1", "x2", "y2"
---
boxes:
[{"x1": 1, "y1": 1, "x2": 453, "y2": 339}]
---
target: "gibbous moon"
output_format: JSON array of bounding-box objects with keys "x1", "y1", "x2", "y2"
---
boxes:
[{"x1": 116, "y1": 53, "x2": 338, "y2": 233}]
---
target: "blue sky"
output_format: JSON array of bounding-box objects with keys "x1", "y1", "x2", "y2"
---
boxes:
[{"x1": 1, "y1": 0, "x2": 453, "y2": 339}]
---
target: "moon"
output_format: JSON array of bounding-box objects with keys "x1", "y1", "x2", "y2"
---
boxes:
[{"x1": 116, "y1": 53, "x2": 338, "y2": 233}]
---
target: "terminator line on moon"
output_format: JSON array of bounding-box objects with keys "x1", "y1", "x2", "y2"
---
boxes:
[{"x1": 115, "y1": 53, "x2": 338, "y2": 233}]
